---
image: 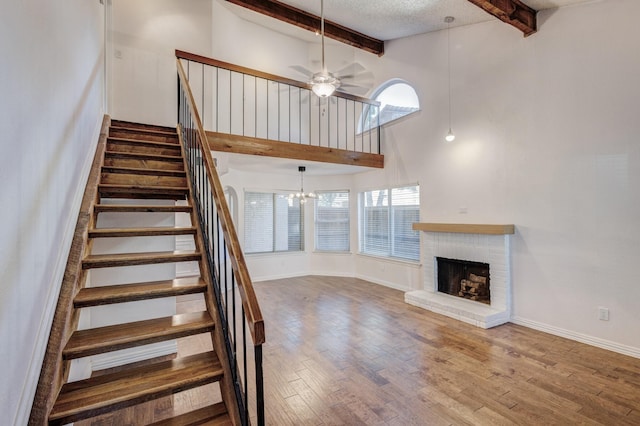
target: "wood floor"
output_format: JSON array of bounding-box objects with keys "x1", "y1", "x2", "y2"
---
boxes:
[{"x1": 79, "y1": 276, "x2": 640, "y2": 425}]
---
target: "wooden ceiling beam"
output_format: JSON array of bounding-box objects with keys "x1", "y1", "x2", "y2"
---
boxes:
[
  {"x1": 466, "y1": 0, "x2": 537, "y2": 36},
  {"x1": 224, "y1": 0, "x2": 385, "y2": 56}
]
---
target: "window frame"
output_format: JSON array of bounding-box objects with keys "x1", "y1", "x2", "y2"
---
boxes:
[
  {"x1": 360, "y1": 79, "x2": 421, "y2": 133},
  {"x1": 358, "y1": 184, "x2": 420, "y2": 262}
]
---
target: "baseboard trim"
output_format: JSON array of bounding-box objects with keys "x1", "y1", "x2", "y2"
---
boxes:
[
  {"x1": 354, "y1": 273, "x2": 412, "y2": 292},
  {"x1": 511, "y1": 316, "x2": 640, "y2": 359},
  {"x1": 252, "y1": 272, "x2": 308, "y2": 282}
]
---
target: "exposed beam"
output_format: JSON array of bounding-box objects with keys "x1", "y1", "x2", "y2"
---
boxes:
[
  {"x1": 224, "y1": 0, "x2": 385, "y2": 56},
  {"x1": 207, "y1": 131, "x2": 384, "y2": 169},
  {"x1": 467, "y1": 0, "x2": 537, "y2": 36}
]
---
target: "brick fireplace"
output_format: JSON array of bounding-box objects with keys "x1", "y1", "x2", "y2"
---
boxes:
[{"x1": 405, "y1": 223, "x2": 514, "y2": 329}]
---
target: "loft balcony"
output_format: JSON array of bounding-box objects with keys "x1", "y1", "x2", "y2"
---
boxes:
[{"x1": 177, "y1": 50, "x2": 384, "y2": 169}]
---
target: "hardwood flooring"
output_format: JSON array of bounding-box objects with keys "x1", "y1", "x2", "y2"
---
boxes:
[{"x1": 79, "y1": 276, "x2": 640, "y2": 425}]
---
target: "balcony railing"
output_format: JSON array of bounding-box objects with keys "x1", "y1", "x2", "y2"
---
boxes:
[{"x1": 176, "y1": 50, "x2": 381, "y2": 155}]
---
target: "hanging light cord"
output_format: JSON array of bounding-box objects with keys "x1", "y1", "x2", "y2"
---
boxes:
[
  {"x1": 321, "y1": 0, "x2": 326, "y2": 73},
  {"x1": 447, "y1": 17, "x2": 452, "y2": 132}
]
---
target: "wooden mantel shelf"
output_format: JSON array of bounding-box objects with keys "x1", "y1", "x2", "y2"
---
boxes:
[{"x1": 412, "y1": 223, "x2": 515, "y2": 235}]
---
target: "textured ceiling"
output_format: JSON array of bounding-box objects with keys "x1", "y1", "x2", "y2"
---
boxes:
[{"x1": 226, "y1": 0, "x2": 596, "y2": 41}]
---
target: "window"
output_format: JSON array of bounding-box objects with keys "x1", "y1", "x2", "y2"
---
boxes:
[
  {"x1": 359, "y1": 185, "x2": 420, "y2": 261},
  {"x1": 244, "y1": 192, "x2": 302, "y2": 254},
  {"x1": 361, "y1": 79, "x2": 420, "y2": 132},
  {"x1": 315, "y1": 191, "x2": 350, "y2": 252}
]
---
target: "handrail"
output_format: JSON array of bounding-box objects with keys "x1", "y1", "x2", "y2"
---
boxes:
[
  {"x1": 177, "y1": 57, "x2": 265, "y2": 426},
  {"x1": 176, "y1": 49, "x2": 380, "y2": 106},
  {"x1": 177, "y1": 58, "x2": 265, "y2": 345}
]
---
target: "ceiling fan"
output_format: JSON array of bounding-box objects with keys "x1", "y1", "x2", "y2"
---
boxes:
[{"x1": 291, "y1": 0, "x2": 373, "y2": 97}]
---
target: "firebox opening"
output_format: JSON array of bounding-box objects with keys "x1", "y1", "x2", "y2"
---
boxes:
[{"x1": 436, "y1": 257, "x2": 490, "y2": 304}]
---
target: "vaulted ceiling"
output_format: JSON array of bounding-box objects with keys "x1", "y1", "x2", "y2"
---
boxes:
[{"x1": 223, "y1": 0, "x2": 594, "y2": 55}]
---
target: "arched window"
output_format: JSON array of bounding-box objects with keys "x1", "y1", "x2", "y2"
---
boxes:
[{"x1": 361, "y1": 79, "x2": 420, "y2": 132}]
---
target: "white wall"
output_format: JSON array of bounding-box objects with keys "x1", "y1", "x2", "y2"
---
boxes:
[
  {"x1": 111, "y1": 0, "x2": 213, "y2": 126},
  {"x1": 0, "y1": 0, "x2": 105, "y2": 423},
  {"x1": 354, "y1": 0, "x2": 640, "y2": 355},
  {"x1": 211, "y1": 1, "x2": 310, "y2": 78}
]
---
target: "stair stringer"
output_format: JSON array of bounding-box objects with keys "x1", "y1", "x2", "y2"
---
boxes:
[{"x1": 28, "y1": 115, "x2": 111, "y2": 426}]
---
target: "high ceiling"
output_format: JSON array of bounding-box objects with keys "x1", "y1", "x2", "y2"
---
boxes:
[{"x1": 224, "y1": 0, "x2": 594, "y2": 43}]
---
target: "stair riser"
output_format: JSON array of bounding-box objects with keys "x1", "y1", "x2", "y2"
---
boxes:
[
  {"x1": 100, "y1": 191, "x2": 185, "y2": 201},
  {"x1": 82, "y1": 254, "x2": 201, "y2": 269},
  {"x1": 110, "y1": 120, "x2": 176, "y2": 133},
  {"x1": 104, "y1": 157, "x2": 185, "y2": 171},
  {"x1": 107, "y1": 141, "x2": 181, "y2": 156},
  {"x1": 89, "y1": 229, "x2": 195, "y2": 238},
  {"x1": 100, "y1": 173, "x2": 187, "y2": 188},
  {"x1": 109, "y1": 129, "x2": 179, "y2": 144}
]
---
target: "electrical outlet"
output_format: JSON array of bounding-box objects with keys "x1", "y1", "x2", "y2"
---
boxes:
[{"x1": 598, "y1": 307, "x2": 609, "y2": 321}]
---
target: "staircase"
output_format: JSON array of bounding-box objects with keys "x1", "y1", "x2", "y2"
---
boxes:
[{"x1": 34, "y1": 120, "x2": 237, "y2": 425}]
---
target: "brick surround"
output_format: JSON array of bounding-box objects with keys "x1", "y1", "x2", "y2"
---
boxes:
[{"x1": 405, "y1": 231, "x2": 512, "y2": 328}]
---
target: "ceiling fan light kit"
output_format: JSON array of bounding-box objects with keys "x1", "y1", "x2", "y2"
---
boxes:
[{"x1": 311, "y1": 72, "x2": 340, "y2": 97}]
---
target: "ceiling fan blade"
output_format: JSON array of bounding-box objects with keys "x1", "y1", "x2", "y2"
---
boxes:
[
  {"x1": 335, "y1": 62, "x2": 366, "y2": 77},
  {"x1": 339, "y1": 71, "x2": 374, "y2": 81},
  {"x1": 290, "y1": 65, "x2": 314, "y2": 79}
]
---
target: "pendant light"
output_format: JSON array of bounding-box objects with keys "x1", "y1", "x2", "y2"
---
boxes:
[
  {"x1": 445, "y1": 16, "x2": 456, "y2": 142},
  {"x1": 289, "y1": 166, "x2": 317, "y2": 204},
  {"x1": 311, "y1": 0, "x2": 340, "y2": 97}
]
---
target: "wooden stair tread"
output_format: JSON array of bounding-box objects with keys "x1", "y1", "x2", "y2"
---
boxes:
[
  {"x1": 50, "y1": 351, "x2": 223, "y2": 425},
  {"x1": 149, "y1": 403, "x2": 231, "y2": 426},
  {"x1": 82, "y1": 250, "x2": 201, "y2": 269},
  {"x1": 74, "y1": 277, "x2": 207, "y2": 307},
  {"x1": 98, "y1": 184, "x2": 189, "y2": 192},
  {"x1": 88, "y1": 226, "x2": 196, "y2": 238},
  {"x1": 94, "y1": 204, "x2": 193, "y2": 213},
  {"x1": 98, "y1": 184, "x2": 189, "y2": 200},
  {"x1": 63, "y1": 311, "x2": 214, "y2": 359},
  {"x1": 108, "y1": 136, "x2": 180, "y2": 148},
  {"x1": 110, "y1": 120, "x2": 177, "y2": 134},
  {"x1": 105, "y1": 150, "x2": 184, "y2": 162},
  {"x1": 102, "y1": 166, "x2": 186, "y2": 177}
]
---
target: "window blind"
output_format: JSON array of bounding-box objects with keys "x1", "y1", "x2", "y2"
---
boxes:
[
  {"x1": 315, "y1": 191, "x2": 350, "y2": 252},
  {"x1": 244, "y1": 192, "x2": 303, "y2": 254}
]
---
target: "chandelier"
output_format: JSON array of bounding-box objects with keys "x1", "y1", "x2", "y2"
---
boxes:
[{"x1": 289, "y1": 166, "x2": 316, "y2": 204}]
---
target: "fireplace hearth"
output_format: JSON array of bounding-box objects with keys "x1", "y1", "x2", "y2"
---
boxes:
[
  {"x1": 405, "y1": 223, "x2": 514, "y2": 329},
  {"x1": 437, "y1": 257, "x2": 490, "y2": 304}
]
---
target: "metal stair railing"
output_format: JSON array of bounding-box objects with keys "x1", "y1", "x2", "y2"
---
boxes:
[{"x1": 177, "y1": 58, "x2": 265, "y2": 426}]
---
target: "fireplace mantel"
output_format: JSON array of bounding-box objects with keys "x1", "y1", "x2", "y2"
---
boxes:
[{"x1": 412, "y1": 223, "x2": 514, "y2": 235}]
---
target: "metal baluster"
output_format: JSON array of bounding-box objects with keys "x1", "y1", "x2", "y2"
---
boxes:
[
  {"x1": 288, "y1": 85, "x2": 291, "y2": 142},
  {"x1": 202, "y1": 64, "x2": 205, "y2": 129},
  {"x1": 255, "y1": 344, "x2": 264, "y2": 426},
  {"x1": 242, "y1": 311, "x2": 248, "y2": 423},
  {"x1": 377, "y1": 104, "x2": 381, "y2": 154}
]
